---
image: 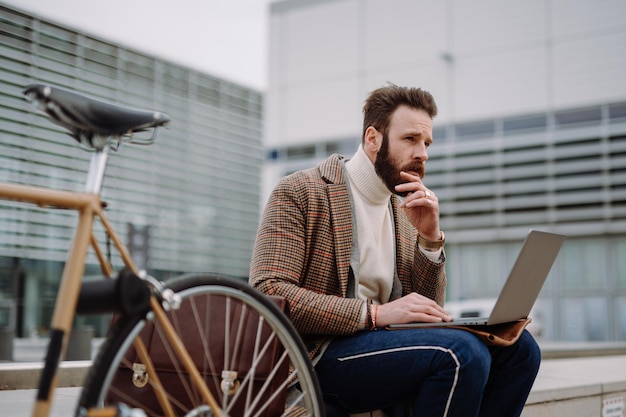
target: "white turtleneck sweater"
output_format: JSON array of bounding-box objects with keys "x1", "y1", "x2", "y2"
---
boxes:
[{"x1": 345, "y1": 146, "x2": 396, "y2": 304}]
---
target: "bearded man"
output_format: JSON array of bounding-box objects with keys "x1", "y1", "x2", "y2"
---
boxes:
[{"x1": 250, "y1": 84, "x2": 540, "y2": 417}]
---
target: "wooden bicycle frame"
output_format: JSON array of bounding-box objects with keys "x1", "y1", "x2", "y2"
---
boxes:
[{"x1": 0, "y1": 154, "x2": 222, "y2": 417}]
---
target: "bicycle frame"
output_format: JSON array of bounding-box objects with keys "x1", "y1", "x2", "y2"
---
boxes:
[{"x1": 0, "y1": 145, "x2": 222, "y2": 417}]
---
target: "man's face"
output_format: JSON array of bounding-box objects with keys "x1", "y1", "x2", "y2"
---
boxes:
[{"x1": 374, "y1": 106, "x2": 433, "y2": 196}]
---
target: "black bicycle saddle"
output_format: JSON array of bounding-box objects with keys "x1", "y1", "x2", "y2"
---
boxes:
[{"x1": 23, "y1": 84, "x2": 170, "y2": 142}]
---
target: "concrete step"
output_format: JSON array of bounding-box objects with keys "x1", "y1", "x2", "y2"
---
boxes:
[
  {"x1": 0, "y1": 342, "x2": 625, "y2": 417},
  {"x1": 0, "y1": 361, "x2": 90, "y2": 390},
  {"x1": 522, "y1": 355, "x2": 626, "y2": 417}
]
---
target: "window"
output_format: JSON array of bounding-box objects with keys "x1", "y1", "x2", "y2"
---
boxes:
[
  {"x1": 555, "y1": 106, "x2": 602, "y2": 127},
  {"x1": 503, "y1": 114, "x2": 547, "y2": 134}
]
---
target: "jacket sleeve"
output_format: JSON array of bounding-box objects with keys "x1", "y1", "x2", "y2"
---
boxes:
[
  {"x1": 249, "y1": 173, "x2": 365, "y2": 336},
  {"x1": 412, "y1": 247, "x2": 447, "y2": 306}
]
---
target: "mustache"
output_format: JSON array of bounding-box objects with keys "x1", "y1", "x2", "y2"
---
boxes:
[{"x1": 400, "y1": 161, "x2": 425, "y2": 178}]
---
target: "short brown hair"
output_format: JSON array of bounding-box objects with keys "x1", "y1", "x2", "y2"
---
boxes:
[{"x1": 362, "y1": 83, "x2": 438, "y2": 141}]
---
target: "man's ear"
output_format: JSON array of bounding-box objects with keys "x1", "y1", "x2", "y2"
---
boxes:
[{"x1": 363, "y1": 126, "x2": 382, "y2": 158}]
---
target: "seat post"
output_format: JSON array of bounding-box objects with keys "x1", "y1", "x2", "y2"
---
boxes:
[{"x1": 85, "y1": 145, "x2": 110, "y2": 194}]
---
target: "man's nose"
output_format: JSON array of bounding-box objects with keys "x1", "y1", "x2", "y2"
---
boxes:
[{"x1": 414, "y1": 145, "x2": 428, "y2": 161}]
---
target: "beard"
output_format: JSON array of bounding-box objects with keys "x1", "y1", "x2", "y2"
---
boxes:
[{"x1": 374, "y1": 132, "x2": 425, "y2": 197}]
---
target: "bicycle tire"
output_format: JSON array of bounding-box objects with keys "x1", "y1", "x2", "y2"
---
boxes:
[{"x1": 77, "y1": 273, "x2": 325, "y2": 417}]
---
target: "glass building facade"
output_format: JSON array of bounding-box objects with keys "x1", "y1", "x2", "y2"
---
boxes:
[{"x1": 0, "y1": 3, "x2": 263, "y2": 337}]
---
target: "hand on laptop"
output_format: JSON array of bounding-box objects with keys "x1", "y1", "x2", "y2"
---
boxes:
[{"x1": 376, "y1": 292, "x2": 453, "y2": 327}]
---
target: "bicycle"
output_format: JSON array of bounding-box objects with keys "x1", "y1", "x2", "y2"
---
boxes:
[{"x1": 0, "y1": 84, "x2": 324, "y2": 417}]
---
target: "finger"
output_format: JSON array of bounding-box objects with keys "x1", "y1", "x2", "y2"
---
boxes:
[
  {"x1": 409, "y1": 293, "x2": 452, "y2": 319},
  {"x1": 399, "y1": 171, "x2": 423, "y2": 182},
  {"x1": 395, "y1": 173, "x2": 424, "y2": 194},
  {"x1": 415, "y1": 303, "x2": 451, "y2": 319},
  {"x1": 410, "y1": 310, "x2": 453, "y2": 323},
  {"x1": 399, "y1": 188, "x2": 432, "y2": 207},
  {"x1": 413, "y1": 294, "x2": 449, "y2": 315},
  {"x1": 404, "y1": 190, "x2": 437, "y2": 209}
]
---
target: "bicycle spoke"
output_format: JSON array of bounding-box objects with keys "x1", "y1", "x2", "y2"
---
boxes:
[{"x1": 78, "y1": 274, "x2": 324, "y2": 417}]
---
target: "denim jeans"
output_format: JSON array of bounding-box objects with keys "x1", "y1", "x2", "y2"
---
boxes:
[{"x1": 315, "y1": 328, "x2": 541, "y2": 417}]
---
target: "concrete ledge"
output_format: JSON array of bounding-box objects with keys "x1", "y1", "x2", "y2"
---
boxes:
[
  {"x1": 0, "y1": 361, "x2": 90, "y2": 390},
  {"x1": 1, "y1": 348, "x2": 625, "y2": 417},
  {"x1": 540, "y1": 341, "x2": 626, "y2": 359},
  {"x1": 522, "y1": 355, "x2": 626, "y2": 417}
]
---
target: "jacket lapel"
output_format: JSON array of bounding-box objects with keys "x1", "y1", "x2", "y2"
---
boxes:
[
  {"x1": 391, "y1": 195, "x2": 414, "y2": 295},
  {"x1": 319, "y1": 155, "x2": 353, "y2": 297}
]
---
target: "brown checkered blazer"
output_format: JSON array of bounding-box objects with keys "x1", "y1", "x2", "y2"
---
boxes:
[{"x1": 250, "y1": 154, "x2": 447, "y2": 359}]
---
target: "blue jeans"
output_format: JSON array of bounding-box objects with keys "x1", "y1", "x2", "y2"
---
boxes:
[{"x1": 315, "y1": 328, "x2": 540, "y2": 417}]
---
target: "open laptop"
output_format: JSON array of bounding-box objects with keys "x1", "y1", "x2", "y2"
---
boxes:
[{"x1": 387, "y1": 229, "x2": 566, "y2": 329}]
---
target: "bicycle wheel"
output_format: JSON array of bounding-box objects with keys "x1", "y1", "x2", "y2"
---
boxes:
[{"x1": 78, "y1": 273, "x2": 324, "y2": 417}]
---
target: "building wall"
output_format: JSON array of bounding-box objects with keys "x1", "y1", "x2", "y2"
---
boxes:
[
  {"x1": 0, "y1": 3, "x2": 263, "y2": 335},
  {"x1": 266, "y1": 0, "x2": 626, "y2": 150},
  {"x1": 264, "y1": 0, "x2": 626, "y2": 341}
]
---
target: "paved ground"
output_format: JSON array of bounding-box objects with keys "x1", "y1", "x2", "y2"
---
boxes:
[
  {"x1": 1, "y1": 338, "x2": 625, "y2": 417},
  {"x1": 4, "y1": 337, "x2": 104, "y2": 363},
  {"x1": 2, "y1": 355, "x2": 626, "y2": 417},
  {"x1": 2, "y1": 387, "x2": 80, "y2": 417}
]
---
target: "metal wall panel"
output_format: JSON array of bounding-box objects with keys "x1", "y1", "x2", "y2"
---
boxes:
[{"x1": 0, "y1": 3, "x2": 263, "y2": 278}]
